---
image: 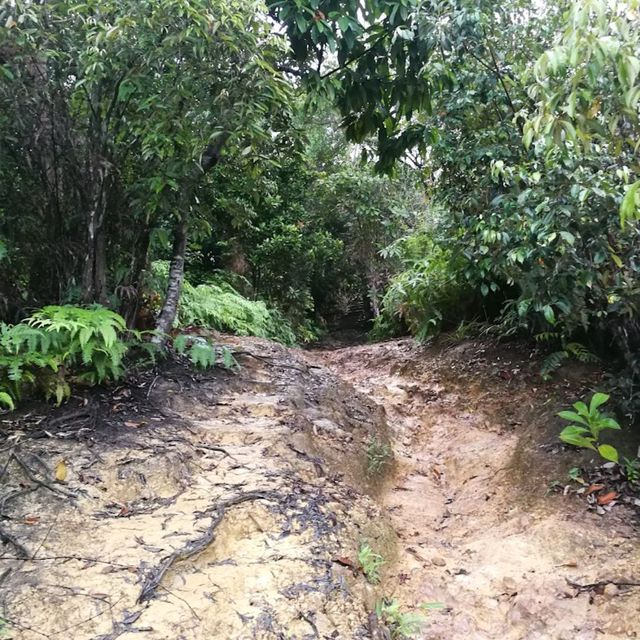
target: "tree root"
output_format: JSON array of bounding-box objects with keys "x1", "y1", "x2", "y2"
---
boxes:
[
  {"x1": 0, "y1": 525, "x2": 30, "y2": 558},
  {"x1": 11, "y1": 452, "x2": 76, "y2": 498},
  {"x1": 566, "y1": 578, "x2": 640, "y2": 593},
  {"x1": 137, "y1": 489, "x2": 281, "y2": 603}
]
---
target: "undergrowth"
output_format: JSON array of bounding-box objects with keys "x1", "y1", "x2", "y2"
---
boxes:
[
  {"x1": 0, "y1": 305, "x2": 131, "y2": 407},
  {"x1": 0, "y1": 305, "x2": 238, "y2": 411},
  {"x1": 150, "y1": 262, "x2": 297, "y2": 345},
  {"x1": 358, "y1": 543, "x2": 385, "y2": 584}
]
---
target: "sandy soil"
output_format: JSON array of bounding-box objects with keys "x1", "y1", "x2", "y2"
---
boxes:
[{"x1": 0, "y1": 335, "x2": 639, "y2": 639}]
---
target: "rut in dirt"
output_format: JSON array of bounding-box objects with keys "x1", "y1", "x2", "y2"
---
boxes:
[
  {"x1": 0, "y1": 335, "x2": 639, "y2": 640},
  {"x1": 310, "y1": 338, "x2": 640, "y2": 640}
]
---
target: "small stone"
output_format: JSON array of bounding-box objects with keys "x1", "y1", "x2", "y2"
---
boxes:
[
  {"x1": 603, "y1": 583, "x2": 619, "y2": 598},
  {"x1": 431, "y1": 556, "x2": 447, "y2": 567}
]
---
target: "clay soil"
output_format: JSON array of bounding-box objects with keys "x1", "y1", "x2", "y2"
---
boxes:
[{"x1": 0, "y1": 335, "x2": 639, "y2": 639}]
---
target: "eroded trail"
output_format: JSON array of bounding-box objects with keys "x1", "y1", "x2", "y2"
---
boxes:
[
  {"x1": 309, "y1": 338, "x2": 640, "y2": 639},
  {"x1": 0, "y1": 336, "x2": 639, "y2": 639}
]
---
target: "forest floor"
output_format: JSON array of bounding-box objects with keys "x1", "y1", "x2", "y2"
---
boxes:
[{"x1": 0, "y1": 335, "x2": 639, "y2": 639}]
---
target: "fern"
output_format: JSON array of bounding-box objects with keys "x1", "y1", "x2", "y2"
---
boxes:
[
  {"x1": 28, "y1": 305, "x2": 128, "y2": 384},
  {"x1": 173, "y1": 334, "x2": 238, "y2": 371},
  {"x1": 0, "y1": 305, "x2": 131, "y2": 408},
  {"x1": 538, "y1": 337, "x2": 598, "y2": 380},
  {"x1": 566, "y1": 342, "x2": 599, "y2": 363},
  {"x1": 540, "y1": 350, "x2": 568, "y2": 379},
  {"x1": 150, "y1": 262, "x2": 297, "y2": 345}
]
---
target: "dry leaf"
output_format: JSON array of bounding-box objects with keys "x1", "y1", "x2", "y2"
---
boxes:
[
  {"x1": 124, "y1": 421, "x2": 141, "y2": 428},
  {"x1": 55, "y1": 459, "x2": 67, "y2": 482},
  {"x1": 23, "y1": 516, "x2": 40, "y2": 525},
  {"x1": 332, "y1": 556, "x2": 355, "y2": 569},
  {"x1": 585, "y1": 484, "x2": 604, "y2": 495},
  {"x1": 597, "y1": 491, "x2": 618, "y2": 505}
]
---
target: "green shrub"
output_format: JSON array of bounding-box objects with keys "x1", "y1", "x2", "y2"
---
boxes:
[
  {"x1": 0, "y1": 305, "x2": 130, "y2": 407},
  {"x1": 366, "y1": 437, "x2": 392, "y2": 476},
  {"x1": 558, "y1": 392, "x2": 621, "y2": 463},
  {"x1": 358, "y1": 543, "x2": 385, "y2": 584},
  {"x1": 373, "y1": 234, "x2": 475, "y2": 341},
  {"x1": 173, "y1": 334, "x2": 238, "y2": 370},
  {"x1": 375, "y1": 599, "x2": 424, "y2": 639},
  {"x1": 150, "y1": 262, "x2": 297, "y2": 345}
]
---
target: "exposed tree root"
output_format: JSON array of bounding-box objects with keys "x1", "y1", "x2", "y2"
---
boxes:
[
  {"x1": 137, "y1": 489, "x2": 281, "y2": 603},
  {"x1": 0, "y1": 525, "x2": 29, "y2": 558}
]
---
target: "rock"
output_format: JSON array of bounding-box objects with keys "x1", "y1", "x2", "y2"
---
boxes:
[
  {"x1": 431, "y1": 556, "x2": 447, "y2": 567},
  {"x1": 603, "y1": 583, "x2": 619, "y2": 598}
]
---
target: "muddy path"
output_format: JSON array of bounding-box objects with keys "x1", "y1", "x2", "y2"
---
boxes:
[
  {"x1": 308, "y1": 338, "x2": 640, "y2": 639},
  {"x1": 0, "y1": 336, "x2": 639, "y2": 639}
]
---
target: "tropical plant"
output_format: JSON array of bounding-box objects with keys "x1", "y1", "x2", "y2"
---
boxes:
[
  {"x1": 358, "y1": 543, "x2": 385, "y2": 585},
  {"x1": 558, "y1": 392, "x2": 621, "y2": 463},
  {"x1": 375, "y1": 599, "x2": 424, "y2": 639},
  {"x1": 623, "y1": 457, "x2": 640, "y2": 485},
  {"x1": 0, "y1": 305, "x2": 132, "y2": 407},
  {"x1": 173, "y1": 334, "x2": 238, "y2": 371},
  {"x1": 366, "y1": 438, "x2": 392, "y2": 476}
]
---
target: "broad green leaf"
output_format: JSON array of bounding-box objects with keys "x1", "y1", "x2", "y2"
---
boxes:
[
  {"x1": 589, "y1": 392, "x2": 609, "y2": 413},
  {"x1": 557, "y1": 410, "x2": 588, "y2": 426},
  {"x1": 597, "y1": 444, "x2": 619, "y2": 463},
  {"x1": 560, "y1": 426, "x2": 596, "y2": 450}
]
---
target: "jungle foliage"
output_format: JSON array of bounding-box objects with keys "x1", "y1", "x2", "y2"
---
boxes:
[{"x1": 1, "y1": 0, "x2": 640, "y2": 414}]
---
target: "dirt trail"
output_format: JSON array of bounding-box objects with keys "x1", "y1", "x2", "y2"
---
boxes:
[
  {"x1": 0, "y1": 336, "x2": 639, "y2": 639},
  {"x1": 310, "y1": 338, "x2": 640, "y2": 639}
]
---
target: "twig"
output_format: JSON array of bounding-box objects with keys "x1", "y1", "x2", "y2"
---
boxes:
[
  {"x1": 0, "y1": 554, "x2": 134, "y2": 568},
  {"x1": 158, "y1": 584, "x2": 201, "y2": 620},
  {"x1": 137, "y1": 489, "x2": 281, "y2": 603},
  {"x1": 32, "y1": 516, "x2": 56, "y2": 560},
  {"x1": 566, "y1": 577, "x2": 640, "y2": 593},
  {"x1": 0, "y1": 566, "x2": 11, "y2": 586}
]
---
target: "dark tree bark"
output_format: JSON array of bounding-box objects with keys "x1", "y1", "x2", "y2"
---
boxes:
[{"x1": 153, "y1": 134, "x2": 229, "y2": 339}]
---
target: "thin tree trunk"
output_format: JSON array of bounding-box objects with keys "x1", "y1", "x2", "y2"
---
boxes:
[
  {"x1": 153, "y1": 134, "x2": 229, "y2": 340},
  {"x1": 120, "y1": 226, "x2": 152, "y2": 329},
  {"x1": 154, "y1": 217, "x2": 188, "y2": 337}
]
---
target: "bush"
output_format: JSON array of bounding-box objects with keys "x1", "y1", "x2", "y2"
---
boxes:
[
  {"x1": 0, "y1": 305, "x2": 130, "y2": 407},
  {"x1": 372, "y1": 234, "x2": 476, "y2": 341},
  {"x1": 150, "y1": 262, "x2": 298, "y2": 345}
]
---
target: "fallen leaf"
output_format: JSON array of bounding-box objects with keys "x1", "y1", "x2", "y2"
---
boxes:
[
  {"x1": 597, "y1": 491, "x2": 619, "y2": 505},
  {"x1": 123, "y1": 421, "x2": 141, "y2": 428},
  {"x1": 23, "y1": 516, "x2": 39, "y2": 525},
  {"x1": 585, "y1": 484, "x2": 605, "y2": 495},
  {"x1": 55, "y1": 459, "x2": 67, "y2": 482},
  {"x1": 332, "y1": 556, "x2": 355, "y2": 569}
]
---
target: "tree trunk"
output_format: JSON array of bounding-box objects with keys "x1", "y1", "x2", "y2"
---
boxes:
[
  {"x1": 154, "y1": 217, "x2": 188, "y2": 338},
  {"x1": 153, "y1": 134, "x2": 229, "y2": 340},
  {"x1": 120, "y1": 226, "x2": 152, "y2": 329},
  {"x1": 81, "y1": 163, "x2": 109, "y2": 303}
]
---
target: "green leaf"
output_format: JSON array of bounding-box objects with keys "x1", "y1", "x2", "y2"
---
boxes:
[
  {"x1": 543, "y1": 305, "x2": 555, "y2": 325},
  {"x1": 559, "y1": 425, "x2": 596, "y2": 450},
  {"x1": 557, "y1": 410, "x2": 588, "y2": 426},
  {"x1": 620, "y1": 181, "x2": 640, "y2": 228},
  {"x1": 589, "y1": 392, "x2": 609, "y2": 414},
  {"x1": 597, "y1": 444, "x2": 619, "y2": 463},
  {"x1": 0, "y1": 392, "x2": 14, "y2": 410},
  {"x1": 597, "y1": 417, "x2": 621, "y2": 430},
  {"x1": 572, "y1": 401, "x2": 590, "y2": 417}
]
